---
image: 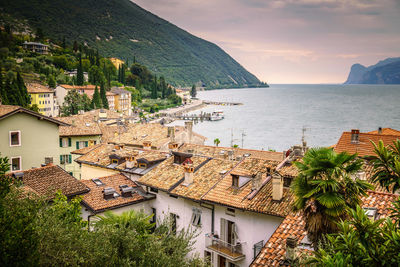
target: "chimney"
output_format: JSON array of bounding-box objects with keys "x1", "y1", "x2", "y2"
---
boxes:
[
  {"x1": 45, "y1": 157, "x2": 53, "y2": 165},
  {"x1": 185, "y1": 121, "x2": 193, "y2": 143},
  {"x1": 351, "y1": 129, "x2": 360, "y2": 144},
  {"x1": 125, "y1": 157, "x2": 136, "y2": 169},
  {"x1": 120, "y1": 185, "x2": 134, "y2": 197},
  {"x1": 285, "y1": 236, "x2": 298, "y2": 263},
  {"x1": 182, "y1": 159, "x2": 194, "y2": 186},
  {"x1": 378, "y1": 127, "x2": 382, "y2": 134},
  {"x1": 252, "y1": 172, "x2": 263, "y2": 191},
  {"x1": 228, "y1": 150, "x2": 234, "y2": 161},
  {"x1": 103, "y1": 187, "x2": 116, "y2": 200},
  {"x1": 143, "y1": 141, "x2": 152, "y2": 150},
  {"x1": 272, "y1": 173, "x2": 283, "y2": 201},
  {"x1": 71, "y1": 120, "x2": 75, "y2": 126},
  {"x1": 93, "y1": 115, "x2": 98, "y2": 122},
  {"x1": 168, "y1": 126, "x2": 175, "y2": 142}
]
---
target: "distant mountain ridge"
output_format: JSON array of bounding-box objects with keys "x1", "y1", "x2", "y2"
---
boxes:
[
  {"x1": 344, "y1": 57, "x2": 400, "y2": 84},
  {"x1": 0, "y1": 0, "x2": 264, "y2": 88}
]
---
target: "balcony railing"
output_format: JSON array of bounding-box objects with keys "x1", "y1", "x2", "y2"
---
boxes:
[{"x1": 205, "y1": 233, "x2": 245, "y2": 262}]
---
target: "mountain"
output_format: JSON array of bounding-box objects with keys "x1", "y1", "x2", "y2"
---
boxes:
[
  {"x1": 0, "y1": 0, "x2": 264, "y2": 88},
  {"x1": 344, "y1": 57, "x2": 400, "y2": 84}
]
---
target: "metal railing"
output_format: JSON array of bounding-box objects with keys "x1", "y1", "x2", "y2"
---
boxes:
[{"x1": 205, "y1": 233, "x2": 244, "y2": 257}]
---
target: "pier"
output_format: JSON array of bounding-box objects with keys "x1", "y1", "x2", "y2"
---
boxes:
[
  {"x1": 203, "y1": 101, "x2": 242, "y2": 106},
  {"x1": 171, "y1": 112, "x2": 215, "y2": 121}
]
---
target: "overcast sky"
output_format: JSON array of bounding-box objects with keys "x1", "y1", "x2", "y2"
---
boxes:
[{"x1": 133, "y1": 0, "x2": 400, "y2": 84}]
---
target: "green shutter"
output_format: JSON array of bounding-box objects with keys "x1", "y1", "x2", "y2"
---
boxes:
[
  {"x1": 69, "y1": 154, "x2": 72, "y2": 163},
  {"x1": 76, "y1": 141, "x2": 79, "y2": 149},
  {"x1": 94, "y1": 141, "x2": 97, "y2": 145},
  {"x1": 60, "y1": 155, "x2": 63, "y2": 163},
  {"x1": 68, "y1": 138, "x2": 71, "y2": 147},
  {"x1": 85, "y1": 141, "x2": 88, "y2": 147},
  {"x1": 59, "y1": 138, "x2": 62, "y2": 147}
]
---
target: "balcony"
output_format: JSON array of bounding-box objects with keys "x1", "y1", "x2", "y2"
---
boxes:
[{"x1": 205, "y1": 233, "x2": 245, "y2": 262}]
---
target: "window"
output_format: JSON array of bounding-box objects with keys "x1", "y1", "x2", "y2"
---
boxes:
[
  {"x1": 111, "y1": 159, "x2": 118, "y2": 164},
  {"x1": 232, "y1": 175, "x2": 239, "y2": 188},
  {"x1": 226, "y1": 208, "x2": 236, "y2": 216},
  {"x1": 283, "y1": 176, "x2": 293, "y2": 188},
  {"x1": 150, "y1": 208, "x2": 157, "y2": 225},
  {"x1": 170, "y1": 213, "x2": 177, "y2": 235},
  {"x1": 92, "y1": 178, "x2": 104, "y2": 186},
  {"x1": 139, "y1": 163, "x2": 147, "y2": 168},
  {"x1": 60, "y1": 154, "x2": 72, "y2": 164},
  {"x1": 191, "y1": 207, "x2": 202, "y2": 226},
  {"x1": 150, "y1": 187, "x2": 158, "y2": 193},
  {"x1": 10, "y1": 131, "x2": 21, "y2": 146},
  {"x1": 60, "y1": 137, "x2": 71, "y2": 148},
  {"x1": 204, "y1": 251, "x2": 212, "y2": 264},
  {"x1": 11, "y1": 157, "x2": 21, "y2": 171},
  {"x1": 220, "y1": 218, "x2": 238, "y2": 245},
  {"x1": 76, "y1": 141, "x2": 88, "y2": 149}
]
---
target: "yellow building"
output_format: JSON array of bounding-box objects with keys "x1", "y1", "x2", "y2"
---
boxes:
[{"x1": 27, "y1": 83, "x2": 59, "y2": 117}]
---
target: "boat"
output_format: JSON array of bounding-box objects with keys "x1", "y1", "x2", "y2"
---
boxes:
[{"x1": 210, "y1": 110, "x2": 224, "y2": 121}]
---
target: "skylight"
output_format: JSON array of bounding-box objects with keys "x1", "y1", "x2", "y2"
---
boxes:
[{"x1": 92, "y1": 178, "x2": 104, "y2": 186}]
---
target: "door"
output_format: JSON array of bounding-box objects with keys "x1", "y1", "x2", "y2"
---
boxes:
[
  {"x1": 219, "y1": 255, "x2": 226, "y2": 267},
  {"x1": 227, "y1": 221, "x2": 234, "y2": 244}
]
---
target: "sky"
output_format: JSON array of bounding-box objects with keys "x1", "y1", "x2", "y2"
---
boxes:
[{"x1": 132, "y1": 0, "x2": 400, "y2": 84}]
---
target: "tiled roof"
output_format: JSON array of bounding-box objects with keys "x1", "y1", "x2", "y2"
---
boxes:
[
  {"x1": 75, "y1": 144, "x2": 167, "y2": 172},
  {"x1": 334, "y1": 131, "x2": 400, "y2": 157},
  {"x1": 111, "y1": 123, "x2": 183, "y2": 149},
  {"x1": 80, "y1": 173, "x2": 154, "y2": 213},
  {"x1": 111, "y1": 87, "x2": 131, "y2": 95},
  {"x1": 10, "y1": 165, "x2": 89, "y2": 199},
  {"x1": 170, "y1": 158, "x2": 236, "y2": 200},
  {"x1": 26, "y1": 83, "x2": 53, "y2": 93},
  {"x1": 0, "y1": 105, "x2": 68, "y2": 125},
  {"x1": 58, "y1": 84, "x2": 96, "y2": 90},
  {"x1": 178, "y1": 143, "x2": 284, "y2": 161},
  {"x1": 277, "y1": 162, "x2": 299, "y2": 178},
  {"x1": 368, "y1": 128, "x2": 400, "y2": 136},
  {"x1": 71, "y1": 143, "x2": 103, "y2": 155},
  {"x1": 250, "y1": 190, "x2": 397, "y2": 266},
  {"x1": 137, "y1": 156, "x2": 208, "y2": 191},
  {"x1": 56, "y1": 114, "x2": 102, "y2": 136}
]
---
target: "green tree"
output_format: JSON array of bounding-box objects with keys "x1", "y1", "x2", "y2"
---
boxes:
[
  {"x1": 47, "y1": 74, "x2": 56, "y2": 88},
  {"x1": 16, "y1": 71, "x2": 29, "y2": 107},
  {"x1": 60, "y1": 89, "x2": 91, "y2": 116},
  {"x1": 76, "y1": 54, "x2": 84, "y2": 85},
  {"x1": 292, "y1": 147, "x2": 373, "y2": 248},
  {"x1": 190, "y1": 84, "x2": 197, "y2": 98},
  {"x1": 214, "y1": 138, "x2": 221, "y2": 147},
  {"x1": 160, "y1": 76, "x2": 167, "y2": 99},
  {"x1": 307, "y1": 205, "x2": 400, "y2": 266},
  {"x1": 370, "y1": 140, "x2": 400, "y2": 193},
  {"x1": 151, "y1": 76, "x2": 158, "y2": 99},
  {"x1": 91, "y1": 86, "x2": 101, "y2": 109},
  {"x1": 100, "y1": 81, "x2": 109, "y2": 109}
]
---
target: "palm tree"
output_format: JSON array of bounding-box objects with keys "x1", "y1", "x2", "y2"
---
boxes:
[
  {"x1": 292, "y1": 147, "x2": 373, "y2": 248},
  {"x1": 213, "y1": 138, "x2": 220, "y2": 147},
  {"x1": 94, "y1": 210, "x2": 154, "y2": 234},
  {"x1": 370, "y1": 140, "x2": 400, "y2": 193}
]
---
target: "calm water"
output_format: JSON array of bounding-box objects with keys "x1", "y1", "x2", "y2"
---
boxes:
[{"x1": 170, "y1": 84, "x2": 400, "y2": 151}]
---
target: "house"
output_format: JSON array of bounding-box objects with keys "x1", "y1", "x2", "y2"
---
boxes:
[
  {"x1": 26, "y1": 83, "x2": 59, "y2": 117},
  {"x1": 110, "y1": 122, "x2": 206, "y2": 151},
  {"x1": 56, "y1": 114, "x2": 103, "y2": 178},
  {"x1": 250, "y1": 190, "x2": 397, "y2": 266},
  {"x1": 80, "y1": 173, "x2": 155, "y2": 221},
  {"x1": 136, "y1": 148, "x2": 294, "y2": 267},
  {"x1": 9, "y1": 164, "x2": 89, "y2": 199},
  {"x1": 334, "y1": 128, "x2": 400, "y2": 157},
  {"x1": 74, "y1": 144, "x2": 168, "y2": 180},
  {"x1": 110, "y1": 87, "x2": 132, "y2": 116},
  {"x1": 23, "y1": 41, "x2": 49, "y2": 54},
  {"x1": 0, "y1": 105, "x2": 68, "y2": 171},
  {"x1": 54, "y1": 84, "x2": 96, "y2": 107}
]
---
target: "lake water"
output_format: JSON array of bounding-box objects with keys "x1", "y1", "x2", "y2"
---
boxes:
[{"x1": 170, "y1": 84, "x2": 400, "y2": 151}]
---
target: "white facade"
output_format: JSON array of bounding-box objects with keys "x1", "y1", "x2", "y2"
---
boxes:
[{"x1": 145, "y1": 190, "x2": 284, "y2": 267}]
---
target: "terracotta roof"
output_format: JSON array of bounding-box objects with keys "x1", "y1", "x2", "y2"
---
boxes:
[
  {"x1": 170, "y1": 158, "x2": 236, "y2": 201},
  {"x1": 58, "y1": 84, "x2": 96, "y2": 90},
  {"x1": 277, "y1": 162, "x2": 299, "y2": 178},
  {"x1": 178, "y1": 143, "x2": 284, "y2": 161},
  {"x1": 71, "y1": 143, "x2": 103, "y2": 155},
  {"x1": 9, "y1": 165, "x2": 89, "y2": 199},
  {"x1": 80, "y1": 173, "x2": 154, "y2": 213},
  {"x1": 334, "y1": 131, "x2": 400, "y2": 157},
  {"x1": 26, "y1": 83, "x2": 53, "y2": 93},
  {"x1": 137, "y1": 156, "x2": 208, "y2": 191},
  {"x1": 75, "y1": 144, "x2": 167, "y2": 172},
  {"x1": 56, "y1": 114, "x2": 102, "y2": 136},
  {"x1": 0, "y1": 105, "x2": 68, "y2": 125},
  {"x1": 203, "y1": 157, "x2": 293, "y2": 217},
  {"x1": 250, "y1": 190, "x2": 398, "y2": 266},
  {"x1": 368, "y1": 128, "x2": 400, "y2": 136}
]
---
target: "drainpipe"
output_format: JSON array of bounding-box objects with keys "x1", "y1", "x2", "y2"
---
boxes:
[
  {"x1": 200, "y1": 203, "x2": 215, "y2": 234},
  {"x1": 87, "y1": 214, "x2": 95, "y2": 232}
]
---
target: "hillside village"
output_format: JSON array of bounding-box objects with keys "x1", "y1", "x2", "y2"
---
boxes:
[{"x1": 1, "y1": 101, "x2": 400, "y2": 266}]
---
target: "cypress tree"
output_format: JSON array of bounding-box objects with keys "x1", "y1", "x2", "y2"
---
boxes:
[
  {"x1": 190, "y1": 84, "x2": 197, "y2": 98},
  {"x1": 0, "y1": 64, "x2": 8, "y2": 104},
  {"x1": 73, "y1": 41, "x2": 78, "y2": 53},
  {"x1": 91, "y1": 86, "x2": 101, "y2": 109},
  {"x1": 117, "y1": 65, "x2": 121, "y2": 83},
  {"x1": 16, "y1": 72, "x2": 29, "y2": 107},
  {"x1": 160, "y1": 76, "x2": 167, "y2": 99},
  {"x1": 151, "y1": 76, "x2": 157, "y2": 99},
  {"x1": 100, "y1": 81, "x2": 109, "y2": 109},
  {"x1": 76, "y1": 54, "x2": 84, "y2": 86},
  {"x1": 121, "y1": 64, "x2": 125, "y2": 85}
]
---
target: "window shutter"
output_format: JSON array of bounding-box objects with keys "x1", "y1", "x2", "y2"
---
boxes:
[
  {"x1": 59, "y1": 138, "x2": 62, "y2": 147},
  {"x1": 94, "y1": 141, "x2": 97, "y2": 145},
  {"x1": 69, "y1": 154, "x2": 72, "y2": 163},
  {"x1": 60, "y1": 155, "x2": 63, "y2": 163},
  {"x1": 220, "y1": 218, "x2": 226, "y2": 242},
  {"x1": 68, "y1": 138, "x2": 71, "y2": 147},
  {"x1": 233, "y1": 223, "x2": 239, "y2": 243},
  {"x1": 85, "y1": 141, "x2": 88, "y2": 147},
  {"x1": 76, "y1": 141, "x2": 79, "y2": 149}
]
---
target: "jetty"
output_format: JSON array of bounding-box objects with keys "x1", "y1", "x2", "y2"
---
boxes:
[
  {"x1": 171, "y1": 113, "x2": 214, "y2": 121},
  {"x1": 203, "y1": 101, "x2": 242, "y2": 106}
]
